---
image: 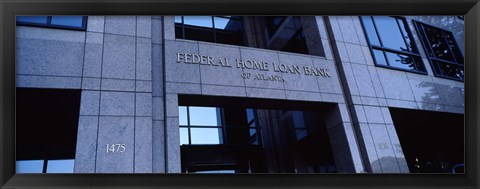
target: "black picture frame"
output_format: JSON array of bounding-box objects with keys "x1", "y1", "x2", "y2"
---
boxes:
[{"x1": 1, "y1": 0, "x2": 479, "y2": 188}]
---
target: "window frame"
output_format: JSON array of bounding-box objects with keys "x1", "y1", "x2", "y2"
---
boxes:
[
  {"x1": 179, "y1": 106, "x2": 225, "y2": 145},
  {"x1": 16, "y1": 16, "x2": 87, "y2": 31},
  {"x1": 175, "y1": 16, "x2": 245, "y2": 46},
  {"x1": 360, "y1": 16, "x2": 427, "y2": 75},
  {"x1": 412, "y1": 20, "x2": 464, "y2": 82}
]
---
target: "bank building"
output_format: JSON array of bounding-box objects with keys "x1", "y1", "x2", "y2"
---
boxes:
[{"x1": 15, "y1": 16, "x2": 465, "y2": 174}]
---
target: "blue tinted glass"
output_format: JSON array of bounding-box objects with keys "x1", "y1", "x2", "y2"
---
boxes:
[
  {"x1": 183, "y1": 16, "x2": 213, "y2": 28},
  {"x1": 385, "y1": 52, "x2": 416, "y2": 71},
  {"x1": 180, "y1": 127, "x2": 189, "y2": 145},
  {"x1": 373, "y1": 16, "x2": 408, "y2": 51},
  {"x1": 16, "y1": 160, "x2": 44, "y2": 173},
  {"x1": 189, "y1": 107, "x2": 221, "y2": 126},
  {"x1": 17, "y1": 16, "x2": 48, "y2": 24},
  {"x1": 190, "y1": 128, "x2": 222, "y2": 144},
  {"x1": 372, "y1": 49, "x2": 388, "y2": 66},
  {"x1": 195, "y1": 170, "x2": 235, "y2": 173},
  {"x1": 179, "y1": 106, "x2": 188, "y2": 125},
  {"x1": 361, "y1": 16, "x2": 381, "y2": 46},
  {"x1": 249, "y1": 128, "x2": 258, "y2": 144},
  {"x1": 292, "y1": 111, "x2": 305, "y2": 129},
  {"x1": 50, "y1": 16, "x2": 84, "y2": 27},
  {"x1": 214, "y1": 17, "x2": 241, "y2": 31},
  {"x1": 46, "y1": 159, "x2": 74, "y2": 173},
  {"x1": 396, "y1": 18, "x2": 414, "y2": 52},
  {"x1": 175, "y1": 16, "x2": 182, "y2": 23}
]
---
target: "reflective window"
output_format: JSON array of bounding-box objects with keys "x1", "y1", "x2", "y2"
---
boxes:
[
  {"x1": 16, "y1": 159, "x2": 75, "y2": 173},
  {"x1": 265, "y1": 16, "x2": 309, "y2": 55},
  {"x1": 16, "y1": 160, "x2": 44, "y2": 173},
  {"x1": 414, "y1": 21, "x2": 464, "y2": 81},
  {"x1": 360, "y1": 16, "x2": 426, "y2": 73},
  {"x1": 175, "y1": 16, "x2": 244, "y2": 46},
  {"x1": 16, "y1": 16, "x2": 86, "y2": 30},
  {"x1": 179, "y1": 106, "x2": 224, "y2": 145},
  {"x1": 46, "y1": 160, "x2": 75, "y2": 173}
]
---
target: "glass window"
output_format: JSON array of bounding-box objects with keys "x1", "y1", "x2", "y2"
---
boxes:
[
  {"x1": 16, "y1": 16, "x2": 86, "y2": 30},
  {"x1": 189, "y1": 107, "x2": 221, "y2": 126},
  {"x1": 414, "y1": 21, "x2": 464, "y2": 81},
  {"x1": 190, "y1": 128, "x2": 222, "y2": 144},
  {"x1": 265, "y1": 16, "x2": 309, "y2": 55},
  {"x1": 175, "y1": 16, "x2": 244, "y2": 46},
  {"x1": 46, "y1": 159, "x2": 75, "y2": 173},
  {"x1": 360, "y1": 16, "x2": 426, "y2": 74},
  {"x1": 16, "y1": 160, "x2": 44, "y2": 173},
  {"x1": 178, "y1": 106, "x2": 224, "y2": 145}
]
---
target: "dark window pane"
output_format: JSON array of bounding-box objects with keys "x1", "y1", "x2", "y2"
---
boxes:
[
  {"x1": 184, "y1": 26, "x2": 214, "y2": 43},
  {"x1": 445, "y1": 33, "x2": 464, "y2": 64},
  {"x1": 50, "y1": 16, "x2": 84, "y2": 27},
  {"x1": 180, "y1": 127, "x2": 189, "y2": 145},
  {"x1": 249, "y1": 128, "x2": 258, "y2": 145},
  {"x1": 384, "y1": 52, "x2": 416, "y2": 71},
  {"x1": 215, "y1": 31, "x2": 243, "y2": 46},
  {"x1": 373, "y1": 16, "x2": 408, "y2": 52},
  {"x1": 435, "y1": 60, "x2": 464, "y2": 80},
  {"x1": 46, "y1": 159, "x2": 74, "y2": 173},
  {"x1": 175, "y1": 24, "x2": 184, "y2": 39},
  {"x1": 360, "y1": 16, "x2": 381, "y2": 46},
  {"x1": 16, "y1": 160, "x2": 44, "y2": 173},
  {"x1": 17, "y1": 16, "x2": 48, "y2": 24},
  {"x1": 214, "y1": 17, "x2": 241, "y2": 31},
  {"x1": 183, "y1": 16, "x2": 213, "y2": 28},
  {"x1": 423, "y1": 25, "x2": 455, "y2": 62},
  {"x1": 372, "y1": 49, "x2": 388, "y2": 66},
  {"x1": 190, "y1": 128, "x2": 223, "y2": 144}
]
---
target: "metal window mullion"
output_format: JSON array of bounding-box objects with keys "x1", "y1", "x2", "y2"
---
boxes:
[
  {"x1": 419, "y1": 24, "x2": 445, "y2": 76},
  {"x1": 46, "y1": 16, "x2": 52, "y2": 26},
  {"x1": 43, "y1": 159, "x2": 48, "y2": 173},
  {"x1": 440, "y1": 30, "x2": 459, "y2": 64},
  {"x1": 186, "y1": 106, "x2": 191, "y2": 145},
  {"x1": 212, "y1": 16, "x2": 217, "y2": 43},
  {"x1": 431, "y1": 57, "x2": 464, "y2": 67},
  {"x1": 370, "y1": 16, "x2": 389, "y2": 66},
  {"x1": 394, "y1": 18, "x2": 419, "y2": 71},
  {"x1": 181, "y1": 16, "x2": 185, "y2": 39}
]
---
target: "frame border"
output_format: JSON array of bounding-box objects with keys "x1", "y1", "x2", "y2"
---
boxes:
[{"x1": 1, "y1": 0, "x2": 479, "y2": 188}]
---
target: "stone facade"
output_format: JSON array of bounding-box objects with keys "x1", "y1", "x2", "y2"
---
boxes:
[{"x1": 15, "y1": 16, "x2": 464, "y2": 173}]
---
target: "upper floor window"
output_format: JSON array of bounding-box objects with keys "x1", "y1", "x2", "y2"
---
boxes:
[
  {"x1": 175, "y1": 16, "x2": 244, "y2": 46},
  {"x1": 413, "y1": 21, "x2": 464, "y2": 81},
  {"x1": 265, "y1": 16, "x2": 309, "y2": 55},
  {"x1": 360, "y1": 16, "x2": 426, "y2": 74},
  {"x1": 16, "y1": 16, "x2": 87, "y2": 30}
]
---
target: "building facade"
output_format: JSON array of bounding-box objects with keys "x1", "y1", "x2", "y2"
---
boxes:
[{"x1": 15, "y1": 16, "x2": 465, "y2": 174}]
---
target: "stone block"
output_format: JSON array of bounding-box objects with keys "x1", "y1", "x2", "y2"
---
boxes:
[
  {"x1": 83, "y1": 32, "x2": 104, "y2": 77},
  {"x1": 163, "y1": 16, "x2": 176, "y2": 40},
  {"x1": 105, "y1": 16, "x2": 136, "y2": 36},
  {"x1": 136, "y1": 93, "x2": 152, "y2": 116},
  {"x1": 198, "y1": 43, "x2": 244, "y2": 87},
  {"x1": 166, "y1": 117, "x2": 181, "y2": 173},
  {"x1": 386, "y1": 99, "x2": 419, "y2": 109},
  {"x1": 337, "y1": 16, "x2": 360, "y2": 44},
  {"x1": 136, "y1": 80, "x2": 153, "y2": 92},
  {"x1": 136, "y1": 16, "x2": 151, "y2": 38},
  {"x1": 328, "y1": 16, "x2": 343, "y2": 41},
  {"x1": 152, "y1": 44, "x2": 163, "y2": 97},
  {"x1": 345, "y1": 43, "x2": 366, "y2": 64},
  {"x1": 16, "y1": 75, "x2": 81, "y2": 89},
  {"x1": 245, "y1": 87, "x2": 286, "y2": 100},
  {"x1": 377, "y1": 68, "x2": 415, "y2": 101},
  {"x1": 152, "y1": 120, "x2": 165, "y2": 173},
  {"x1": 285, "y1": 90, "x2": 322, "y2": 102},
  {"x1": 135, "y1": 117, "x2": 153, "y2": 173},
  {"x1": 74, "y1": 116, "x2": 98, "y2": 173},
  {"x1": 240, "y1": 47, "x2": 284, "y2": 90},
  {"x1": 351, "y1": 64, "x2": 376, "y2": 97},
  {"x1": 164, "y1": 40, "x2": 200, "y2": 83},
  {"x1": 165, "y1": 94, "x2": 178, "y2": 117},
  {"x1": 136, "y1": 37, "x2": 152, "y2": 80},
  {"x1": 95, "y1": 116, "x2": 135, "y2": 173},
  {"x1": 82, "y1": 77, "x2": 101, "y2": 90},
  {"x1": 363, "y1": 106, "x2": 385, "y2": 124},
  {"x1": 152, "y1": 18, "x2": 163, "y2": 44},
  {"x1": 87, "y1": 16, "x2": 105, "y2": 33},
  {"x1": 369, "y1": 123, "x2": 401, "y2": 173},
  {"x1": 165, "y1": 82, "x2": 201, "y2": 94},
  {"x1": 278, "y1": 53, "x2": 319, "y2": 92},
  {"x1": 100, "y1": 91, "x2": 135, "y2": 116},
  {"x1": 366, "y1": 66, "x2": 385, "y2": 98},
  {"x1": 80, "y1": 90, "x2": 100, "y2": 116},
  {"x1": 313, "y1": 59, "x2": 343, "y2": 94},
  {"x1": 101, "y1": 79, "x2": 135, "y2": 92},
  {"x1": 202, "y1": 84, "x2": 246, "y2": 97},
  {"x1": 102, "y1": 34, "x2": 136, "y2": 79},
  {"x1": 321, "y1": 93, "x2": 344, "y2": 103},
  {"x1": 153, "y1": 97, "x2": 165, "y2": 121}
]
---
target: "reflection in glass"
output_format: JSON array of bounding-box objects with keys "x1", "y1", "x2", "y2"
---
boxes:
[
  {"x1": 50, "y1": 16, "x2": 84, "y2": 27},
  {"x1": 424, "y1": 26, "x2": 454, "y2": 61},
  {"x1": 189, "y1": 107, "x2": 221, "y2": 126},
  {"x1": 46, "y1": 159, "x2": 74, "y2": 173},
  {"x1": 372, "y1": 49, "x2": 388, "y2": 66},
  {"x1": 373, "y1": 16, "x2": 408, "y2": 52},
  {"x1": 174, "y1": 16, "x2": 182, "y2": 23},
  {"x1": 16, "y1": 160, "x2": 44, "y2": 173},
  {"x1": 384, "y1": 51, "x2": 416, "y2": 71},
  {"x1": 17, "y1": 16, "x2": 48, "y2": 24},
  {"x1": 190, "y1": 128, "x2": 222, "y2": 144},
  {"x1": 180, "y1": 128, "x2": 189, "y2": 145},
  {"x1": 183, "y1": 16, "x2": 213, "y2": 28},
  {"x1": 361, "y1": 16, "x2": 381, "y2": 46},
  {"x1": 179, "y1": 106, "x2": 188, "y2": 125}
]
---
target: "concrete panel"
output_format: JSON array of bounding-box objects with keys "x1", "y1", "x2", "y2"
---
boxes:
[
  {"x1": 321, "y1": 93, "x2": 345, "y2": 104},
  {"x1": 102, "y1": 34, "x2": 136, "y2": 79},
  {"x1": 352, "y1": 16, "x2": 368, "y2": 46},
  {"x1": 362, "y1": 46, "x2": 375, "y2": 66},
  {"x1": 136, "y1": 81, "x2": 153, "y2": 92},
  {"x1": 152, "y1": 19, "x2": 163, "y2": 44},
  {"x1": 202, "y1": 84, "x2": 246, "y2": 97},
  {"x1": 165, "y1": 94, "x2": 178, "y2": 117},
  {"x1": 16, "y1": 38, "x2": 84, "y2": 77},
  {"x1": 87, "y1": 16, "x2": 105, "y2": 33},
  {"x1": 164, "y1": 40, "x2": 200, "y2": 83},
  {"x1": 351, "y1": 64, "x2": 376, "y2": 97},
  {"x1": 134, "y1": 117, "x2": 153, "y2": 173},
  {"x1": 152, "y1": 44, "x2": 163, "y2": 97},
  {"x1": 328, "y1": 16, "x2": 343, "y2": 41},
  {"x1": 345, "y1": 43, "x2": 366, "y2": 64},
  {"x1": 363, "y1": 106, "x2": 385, "y2": 124},
  {"x1": 105, "y1": 16, "x2": 136, "y2": 36},
  {"x1": 377, "y1": 68, "x2": 415, "y2": 101},
  {"x1": 198, "y1": 43, "x2": 244, "y2": 86},
  {"x1": 313, "y1": 58, "x2": 343, "y2": 94},
  {"x1": 366, "y1": 66, "x2": 385, "y2": 98},
  {"x1": 240, "y1": 47, "x2": 284, "y2": 90},
  {"x1": 387, "y1": 99, "x2": 419, "y2": 109},
  {"x1": 136, "y1": 16, "x2": 151, "y2": 38},
  {"x1": 163, "y1": 16, "x2": 176, "y2": 40},
  {"x1": 337, "y1": 16, "x2": 360, "y2": 44},
  {"x1": 278, "y1": 53, "x2": 319, "y2": 92},
  {"x1": 100, "y1": 92, "x2": 135, "y2": 116},
  {"x1": 82, "y1": 78, "x2": 101, "y2": 90},
  {"x1": 83, "y1": 32, "x2": 104, "y2": 78},
  {"x1": 136, "y1": 37, "x2": 152, "y2": 80},
  {"x1": 136, "y1": 93, "x2": 153, "y2": 117},
  {"x1": 16, "y1": 75, "x2": 81, "y2": 89},
  {"x1": 101, "y1": 79, "x2": 135, "y2": 92},
  {"x1": 153, "y1": 96, "x2": 165, "y2": 121},
  {"x1": 246, "y1": 87, "x2": 286, "y2": 99},
  {"x1": 369, "y1": 123, "x2": 401, "y2": 173},
  {"x1": 95, "y1": 116, "x2": 135, "y2": 173},
  {"x1": 285, "y1": 90, "x2": 322, "y2": 102},
  {"x1": 166, "y1": 117, "x2": 181, "y2": 173},
  {"x1": 74, "y1": 116, "x2": 98, "y2": 173},
  {"x1": 152, "y1": 120, "x2": 165, "y2": 173},
  {"x1": 165, "y1": 82, "x2": 201, "y2": 94},
  {"x1": 80, "y1": 90, "x2": 100, "y2": 116},
  {"x1": 361, "y1": 96, "x2": 379, "y2": 106}
]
